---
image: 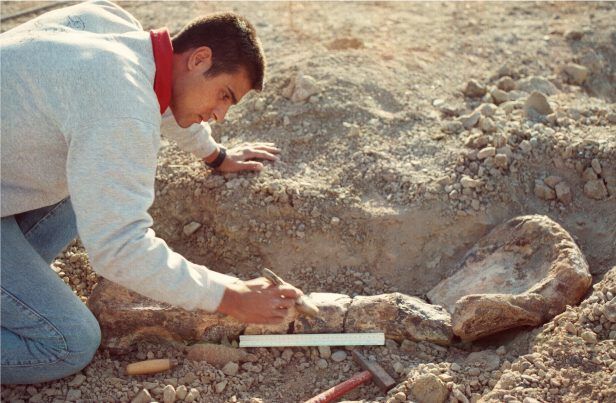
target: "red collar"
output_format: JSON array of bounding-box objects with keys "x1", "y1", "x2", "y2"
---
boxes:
[{"x1": 150, "y1": 28, "x2": 173, "y2": 114}]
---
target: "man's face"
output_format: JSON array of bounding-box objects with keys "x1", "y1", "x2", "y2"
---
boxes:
[{"x1": 170, "y1": 47, "x2": 252, "y2": 128}]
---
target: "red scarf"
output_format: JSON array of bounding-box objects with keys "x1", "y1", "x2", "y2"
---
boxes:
[{"x1": 150, "y1": 28, "x2": 173, "y2": 114}]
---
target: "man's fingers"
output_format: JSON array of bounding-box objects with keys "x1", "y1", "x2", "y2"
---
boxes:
[
  {"x1": 237, "y1": 161, "x2": 263, "y2": 172},
  {"x1": 251, "y1": 145, "x2": 280, "y2": 154},
  {"x1": 245, "y1": 150, "x2": 279, "y2": 161},
  {"x1": 278, "y1": 284, "x2": 303, "y2": 298}
]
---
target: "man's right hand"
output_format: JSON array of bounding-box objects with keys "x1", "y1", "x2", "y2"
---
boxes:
[{"x1": 216, "y1": 277, "x2": 303, "y2": 324}]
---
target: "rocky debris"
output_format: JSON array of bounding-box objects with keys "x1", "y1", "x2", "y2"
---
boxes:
[
  {"x1": 483, "y1": 267, "x2": 616, "y2": 402},
  {"x1": 516, "y1": 76, "x2": 558, "y2": 96},
  {"x1": 427, "y1": 215, "x2": 592, "y2": 341},
  {"x1": 496, "y1": 76, "x2": 516, "y2": 92},
  {"x1": 563, "y1": 63, "x2": 589, "y2": 85},
  {"x1": 182, "y1": 221, "x2": 201, "y2": 237},
  {"x1": 162, "y1": 384, "x2": 175, "y2": 403},
  {"x1": 534, "y1": 176, "x2": 572, "y2": 204},
  {"x1": 409, "y1": 373, "x2": 449, "y2": 403},
  {"x1": 185, "y1": 343, "x2": 254, "y2": 368},
  {"x1": 131, "y1": 389, "x2": 152, "y2": 403},
  {"x1": 584, "y1": 179, "x2": 609, "y2": 200},
  {"x1": 524, "y1": 91, "x2": 553, "y2": 118},
  {"x1": 345, "y1": 293, "x2": 453, "y2": 345},
  {"x1": 460, "y1": 111, "x2": 481, "y2": 130},
  {"x1": 490, "y1": 88, "x2": 509, "y2": 104},
  {"x1": 463, "y1": 79, "x2": 487, "y2": 98},
  {"x1": 579, "y1": 159, "x2": 611, "y2": 200},
  {"x1": 554, "y1": 182, "x2": 572, "y2": 205},
  {"x1": 282, "y1": 72, "x2": 320, "y2": 103}
]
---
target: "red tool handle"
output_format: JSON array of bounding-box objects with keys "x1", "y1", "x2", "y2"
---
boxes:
[{"x1": 304, "y1": 370, "x2": 373, "y2": 403}]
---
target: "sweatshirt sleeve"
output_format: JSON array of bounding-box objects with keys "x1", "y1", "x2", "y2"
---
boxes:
[
  {"x1": 160, "y1": 108, "x2": 219, "y2": 158},
  {"x1": 65, "y1": 118, "x2": 237, "y2": 311}
]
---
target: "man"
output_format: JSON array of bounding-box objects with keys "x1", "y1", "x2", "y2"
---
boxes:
[{"x1": 0, "y1": 0, "x2": 302, "y2": 384}]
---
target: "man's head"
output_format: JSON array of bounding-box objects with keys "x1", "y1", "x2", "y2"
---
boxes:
[{"x1": 170, "y1": 13, "x2": 265, "y2": 127}]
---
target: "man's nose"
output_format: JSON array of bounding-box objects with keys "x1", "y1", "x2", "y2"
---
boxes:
[{"x1": 213, "y1": 105, "x2": 229, "y2": 123}]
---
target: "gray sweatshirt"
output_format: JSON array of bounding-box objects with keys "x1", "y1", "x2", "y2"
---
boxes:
[{"x1": 0, "y1": 0, "x2": 237, "y2": 312}]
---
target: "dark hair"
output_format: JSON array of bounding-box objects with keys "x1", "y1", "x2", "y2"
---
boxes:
[{"x1": 172, "y1": 13, "x2": 265, "y2": 91}]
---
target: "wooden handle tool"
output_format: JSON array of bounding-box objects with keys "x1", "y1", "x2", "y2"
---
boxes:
[
  {"x1": 126, "y1": 358, "x2": 177, "y2": 376},
  {"x1": 262, "y1": 268, "x2": 319, "y2": 317}
]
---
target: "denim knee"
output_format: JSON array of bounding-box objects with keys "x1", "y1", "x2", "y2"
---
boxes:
[{"x1": 64, "y1": 311, "x2": 101, "y2": 370}]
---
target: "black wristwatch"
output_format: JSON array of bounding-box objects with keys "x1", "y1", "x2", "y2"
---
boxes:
[{"x1": 205, "y1": 146, "x2": 227, "y2": 169}]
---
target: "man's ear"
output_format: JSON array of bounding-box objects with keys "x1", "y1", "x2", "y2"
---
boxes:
[{"x1": 187, "y1": 46, "x2": 213, "y2": 73}]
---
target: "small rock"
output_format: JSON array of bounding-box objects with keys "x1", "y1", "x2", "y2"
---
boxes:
[
  {"x1": 464, "y1": 80, "x2": 487, "y2": 98},
  {"x1": 66, "y1": 389, "x2": 81, "y2": 401},
  {"x1": 175, "y1": 385, "x2": 188, "y2": 400},
  {"x1": 565, "y1": 322, "x2": 577, "y2": 334},
  {"x1": 479, "y1": 116, "x2": 497, "y2": 133},
  {"x1": 317, "y1": 358, "x2": 328, "y2": 369},
  {"x1": 286, "y1": 73, "x2": 320, "y2": 103},
  {"x1": 525, "y1": 91, "x2": 553, "y2": 117},
  {"x1": 460, "y1": 111, "x2": 481, "y2": 130},
  {"x1": 253, "y1": 98, "x2": 266, "y2": 112},
  {"x1": 491, "y1": 88, "x2": 509, "y2": 104},
  {"x1": 131, "y1": 389, "x2": 152, "y2": 403},
  {"x1": 580, "y1": 330, "x2": 598, "y2": 344},
  {"x1": 477, "y1": 146, "x2": 496, "y2": 160},
  {"x1": 582, "y1": 167, "x2": 598, "y2": 182},
  {"x1": 442, "y1": 120, "x2": 464, "y2": 134},
  {"x1": 496, "y1": 76, "x2": 516, "y2": 91},
  {"x1": 519, "y1": 140, "x2": 532, "y2": 153},
  {"x1": 215, "y1": 380, "x2": 228, "y2": 394},
  {"x1": 563, "y1": 63, "x2": 589, "y2": 85},
  {"x1": 555, "y1": 182, "x2": 572, "y2": 205},
  {"x1": 318, "y1": 345, "x2": 332, "y2": 359},
  {"x1": 183, "y1": 222, "x2": 201, "y2": 237},
  {"x1": 68, "y1": 374, "x2": 86, "y2": 387},
  {"x1": 331, "y1": 350, "x2": 348, "y2": 362},
  {"x1": 453, "y1": 388, "x2": 470, "y2": 403},
  {"x1": 494, "y1": 153, "x2": 508, "y2": 168},
  {"x1": 222, "y1": 361, "x2": 239, "y2": 376},
  {"x1": 516, "y1": 76, "x2": 559, "y2": 96},
  {"x1": 535, "y1": 181, "x2": 556, "y2": 200},
  {"x1": 460, "y1": 176, "x2": 482, "y2": 189},
  {"x1": 162, "y1": 385, "x2": 176, "y2": 403},
  {"x1": 604, "y1": 299, "x2": 616, "y2": 322},
  {"x1": 330, "y1": 217, "x2": 341, "y2": 226},
  {"x1": 185, "y1": 388, "x2": 200, "y2": 402},
  {"x1": 591, "y1": 158, "x2": 602, "y2": 174},
  {"x1": 475, "y1": 103, "x2": 498, "y2": 117},
  {"x1": 543, "y1": 176, "x2": 562, "y2": 189},
  {"x1": 411, "y1": 373, "x2": 449, "y2": 403},
  {"x1": 565, "y1": 30, "x2": 583, "y2": 40},
  {"x1": 584, "y1": 180, "x2": 608, "y2": 200}
]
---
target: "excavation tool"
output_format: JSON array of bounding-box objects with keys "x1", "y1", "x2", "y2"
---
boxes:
[
  {"x1": 262, "y1": 268, "x2": 320, "y2": 317},
  {"x1": 305, "y1": 351, "x2": 396, "y2": 403},
  {"x1": 125, "y1": 358, "x2": 178, "y2": 375}
]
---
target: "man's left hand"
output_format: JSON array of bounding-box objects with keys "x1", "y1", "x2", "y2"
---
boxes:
[{"x1": 217, "y1": 142, "x2": 280, "y2": 172}]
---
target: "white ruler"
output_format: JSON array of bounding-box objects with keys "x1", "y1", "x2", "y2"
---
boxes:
[{"x1": 239, "y1": 332, "x2": 384, "y2": 348}]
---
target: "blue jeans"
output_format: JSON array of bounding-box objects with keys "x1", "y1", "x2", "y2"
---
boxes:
[{"x1": 1, "y1": 198, "x2": 101, "y2": 384}]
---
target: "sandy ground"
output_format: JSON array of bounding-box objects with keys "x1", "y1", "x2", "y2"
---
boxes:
[{"x1": 1, "y1": 1, "x2": 615, "y2": 402}]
